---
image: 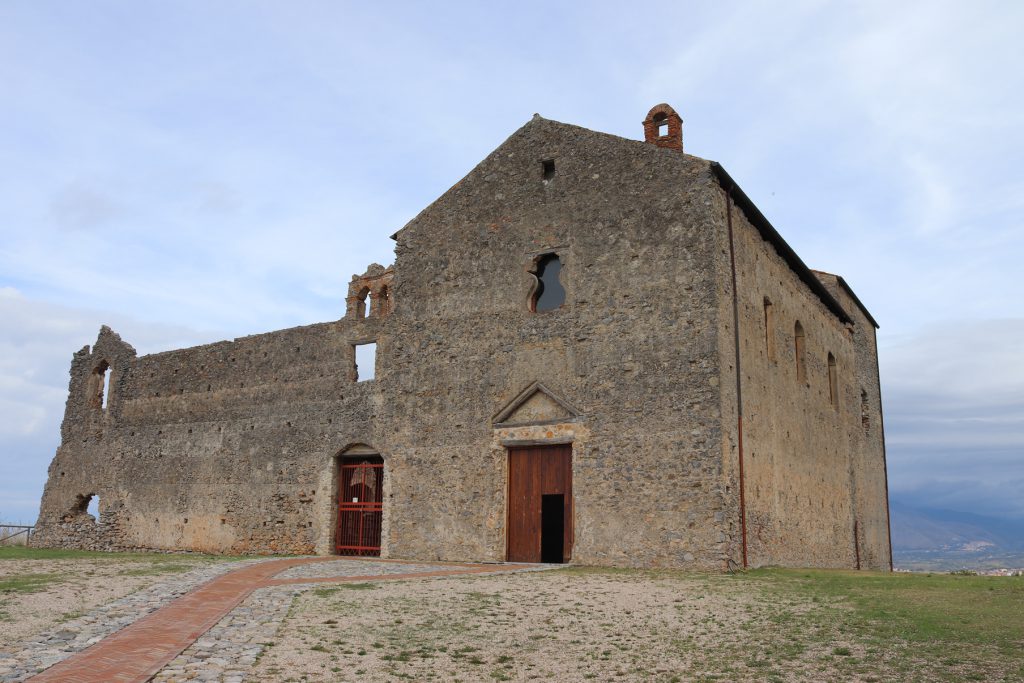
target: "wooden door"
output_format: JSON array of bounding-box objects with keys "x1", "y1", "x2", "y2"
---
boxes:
[{"x1": 507, "y1": 444, "x2": 573, "y2": 563}]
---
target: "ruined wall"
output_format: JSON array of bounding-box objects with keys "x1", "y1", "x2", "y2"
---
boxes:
[
  {"x1": 33, "y1": 299, "x2": 387, "y2": 554},
  {"x1": 381, "y1": 117, "x2": 733, "y2": 568},
  {"x1": 716, "y1": 190, "x2": 864, "y2": 569}
]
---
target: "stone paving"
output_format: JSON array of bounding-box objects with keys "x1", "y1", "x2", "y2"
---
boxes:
[
  {"x1": 8, "y1": 558, "x2": 550, "y2": 683},
  {"x1": 0, "y1": 559, "x2": 264, "y2": 682},
  {"x1": 151, "y1": 585, "x2": 302, "y2": 683}
]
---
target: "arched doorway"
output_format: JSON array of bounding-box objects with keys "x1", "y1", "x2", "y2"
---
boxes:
[{"x1": 336, "y1": 447, "x2": 384, "y2": 556}]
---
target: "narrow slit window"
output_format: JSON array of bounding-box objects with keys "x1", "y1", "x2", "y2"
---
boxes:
[
  {"x1": 91, "y1": 361, "x2": 110, "y2": 410},
  {"x1": 87, "y1": 494, "x2": 100, "y2": 521},
  {"x1": 794, "y1": 321, "x2": 806, "y2": 383},
  {"x1": 828, "y1": 353, "x2": 838, "y2": 407},
  {"x1": 101, "y1": 367, "x2": 110, "y2": 409},
  {"x1": 354, "y1": 342, "x2": 377, "y2": 382},
  {"x1": 531, "y1": 254, "x2": 566, "y2": 312},
  {"x1": 542, "y1": 159, "x2": 555, "y2": 182},
  {"x1": 763, "y1": 297, "x2": 775, "y2": 360},
  {"x1": 861, "y1": 389, "x2": 870, "y2": 434}
]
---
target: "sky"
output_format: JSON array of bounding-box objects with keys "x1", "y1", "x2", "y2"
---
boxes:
[{"x1": 1, "y1": 1, "x2": 1022, "y2": 526}]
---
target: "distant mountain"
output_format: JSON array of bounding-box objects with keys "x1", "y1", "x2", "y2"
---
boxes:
[
  {"x1": 890, "y1": 500, "x2": 1024, "y2": 551},
  {"x1": 889, "y1": 500, "x2": 1024, "y2": 571}
]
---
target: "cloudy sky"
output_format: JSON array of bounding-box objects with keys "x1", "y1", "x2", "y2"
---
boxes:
[{"x1": 1, "y1": 1, "x2": 1021, "y2": 525}]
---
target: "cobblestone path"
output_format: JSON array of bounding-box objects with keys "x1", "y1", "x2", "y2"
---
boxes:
[{"x1": 16, "y1": 558, "x2": 544, "y2": 683}]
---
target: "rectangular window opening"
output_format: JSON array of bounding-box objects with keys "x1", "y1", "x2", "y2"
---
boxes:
[
  {"x1": 354, "y1": 342, "x2": 377, "y2": 382},
  {"x1": 542, "y1": 159, "x2": 555, "y2": 181},
  {"x1": 658, "y1": 122, "x2": 669, "y2": 137}
]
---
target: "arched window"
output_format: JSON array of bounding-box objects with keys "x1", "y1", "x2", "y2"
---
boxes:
[
  {"x1": 763, "y1": 297, "x2": 775, "y2": 360},
  {"x1": 531, "y1": 254, "x2": 566, "y2": 312},
  {"x1": 794, "y1": 321, "x2": 806, "y2": 383},
  {"x1": 358, "y1": 288, "x2": 371, "y2": 318},
  {"x1": 653, "y1": 112, "x2": 669, "y2": 138},
  {"x1": 828, "y1": 352, "x2": 838, "y2": 407}
]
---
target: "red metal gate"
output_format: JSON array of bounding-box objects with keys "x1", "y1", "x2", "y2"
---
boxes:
[{"x1": 336, "y1": 457, "x2": 384, "y2": 556}]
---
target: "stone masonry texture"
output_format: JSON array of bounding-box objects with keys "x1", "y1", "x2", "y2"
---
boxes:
[{"x1": 33, "y1": 104, "x2": 891, "y2": 571}]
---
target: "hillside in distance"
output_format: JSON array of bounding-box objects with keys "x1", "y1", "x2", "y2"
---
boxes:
[{"x1": 890, "y1": 499, "x2": 1024, "y2": 571}]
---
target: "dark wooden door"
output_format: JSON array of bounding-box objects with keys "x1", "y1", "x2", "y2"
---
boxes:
[{"x1": 507, "y1": 444, "x2": 573, "y2": 563}]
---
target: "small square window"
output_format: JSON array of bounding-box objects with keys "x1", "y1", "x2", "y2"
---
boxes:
[{"x1": 542, "y1": 159, "x2": 555, "y2": 181}]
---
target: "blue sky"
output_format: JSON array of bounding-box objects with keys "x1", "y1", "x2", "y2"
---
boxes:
[{"x1": 1, "y1": 1, "x2": 1022, "y2": 525}]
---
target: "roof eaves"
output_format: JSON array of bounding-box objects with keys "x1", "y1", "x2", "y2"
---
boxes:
[
  {"x1": 836, "y1": 275, "x2": 880, "y2": 329},
  {"x1": 710, "y1": 162, "x2": 853, "y2": 326}
]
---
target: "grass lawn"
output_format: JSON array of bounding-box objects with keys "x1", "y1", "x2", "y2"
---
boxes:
[{"x1": 741, "y1": 568, "x2": 1024, "y2": 681}]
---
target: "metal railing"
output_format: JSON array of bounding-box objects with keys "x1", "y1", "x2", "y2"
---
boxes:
[{"x1": 0, "y1": 525, "x2": 34, "y2": 546}]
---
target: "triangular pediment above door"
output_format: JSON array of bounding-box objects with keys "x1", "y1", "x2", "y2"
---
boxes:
[{"x1": 492, "y1": 381, "x2": 581, "y2": 427}]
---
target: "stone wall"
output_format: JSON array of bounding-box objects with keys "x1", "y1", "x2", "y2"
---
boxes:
[
  {"x1": 380, "y1": 117, "x2": 733, "y2": 568},
  {"x1": 715, "y1": 185, "x2": 890, "y2": 569}
]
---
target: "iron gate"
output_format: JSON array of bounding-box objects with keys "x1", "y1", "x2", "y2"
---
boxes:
[{"x1": 336, "y1": 456, "x2": 384, "y2": 556}]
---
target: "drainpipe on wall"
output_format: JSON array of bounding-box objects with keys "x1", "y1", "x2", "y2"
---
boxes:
[{"x1": 723, "y1": 183, "x2": 749, "y2": 569}]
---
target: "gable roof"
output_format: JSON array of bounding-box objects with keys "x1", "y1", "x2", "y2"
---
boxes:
[{"x1": 389, "y1": 114, "x2": 856, "y2": 327}]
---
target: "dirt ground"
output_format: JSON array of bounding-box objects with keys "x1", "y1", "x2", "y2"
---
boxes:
[
  {"x1": 252, "y1": 569, "x2": 846, "y2": 683},
  {"x1": 0, "y1": 553, "x2": 231, "y2": 649}
]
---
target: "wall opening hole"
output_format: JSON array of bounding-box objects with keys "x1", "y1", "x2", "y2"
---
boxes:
[
  {"x1": 654, "y1": 112, "x2": 669, "y2": 138},
  {"x1": 74, "y1": 493, "x2": 100, "y2": 523},
  {"x1": 101, "y1": 368, "x2": 110, "y2": 409},
  {"x1": 763, "y1": 297, "x2": 775, "y2": 360},
  {"x1": 354, "y1": 342, "x2": 377, "y2": 382},
  {"x1": 542, "y1": 159, "x2": 555, "y2": 181},
  {"x1": 794, "y1": 321, "x2": 806, "y2": 383},
  {"x1": 531, "y1": 254, "x2": 566, "y2": 312},
  {"x1": 541, "y1": 494, "x2": 565, "y2": 563},
  {"x1": 359, "y1": 288, "x2": 371, "y2": 318},
  {"x1": 861, "y1": 389, "x2": 870, "y2": 434},
  {"x1": 828, "y1": 352, "x2": 838, "y2": 407}
]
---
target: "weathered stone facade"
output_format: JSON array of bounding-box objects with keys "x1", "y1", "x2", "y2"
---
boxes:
[{"x1": 33, "y1": 105, "x2": 891, "y2": 570}]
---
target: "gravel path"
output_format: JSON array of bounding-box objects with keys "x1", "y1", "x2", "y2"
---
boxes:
[{"x1": 152, "y1": 561, "x2": 555, "y2": 683}]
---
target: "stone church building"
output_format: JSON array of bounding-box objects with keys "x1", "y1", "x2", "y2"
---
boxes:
[{"x1": 34, "y1": 105, "x2": 892, "y2": 571}]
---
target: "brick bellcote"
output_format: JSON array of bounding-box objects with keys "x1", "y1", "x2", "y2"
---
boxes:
[{"x1": 643, "y1": 103, "x2": 683, "y2": 151}]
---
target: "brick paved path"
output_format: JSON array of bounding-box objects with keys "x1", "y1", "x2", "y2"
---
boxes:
[{"x1": 27, "y1": 557, "x2": 533, "y2": 683}]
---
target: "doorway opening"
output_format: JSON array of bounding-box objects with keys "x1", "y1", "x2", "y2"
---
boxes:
[
  {"x1": 541, "y1": 494, "x2": 565, "y2": 563},
  {"x1": 336, "y1": 454, "x2": 384, "y2": 556}
]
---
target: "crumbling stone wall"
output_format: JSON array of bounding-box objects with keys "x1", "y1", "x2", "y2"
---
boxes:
[{"x1": 34, "y1": 295, "x2": 386, "y2": 554}]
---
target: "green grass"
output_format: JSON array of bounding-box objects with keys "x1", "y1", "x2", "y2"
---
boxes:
[
  {"x1": 0, "y1": 572, "x2": 62, "y2": 593},
  {"x1": 740, "y1": 568, "x2": 1024, "y2": 680},
  {"x1": 0, "y1": 546, "x2": 249, "y2": 562}
]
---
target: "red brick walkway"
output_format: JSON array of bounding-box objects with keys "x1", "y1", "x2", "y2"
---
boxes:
[{"x1": 28, "y1": 557, "x2": 532, "y2": 683}]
